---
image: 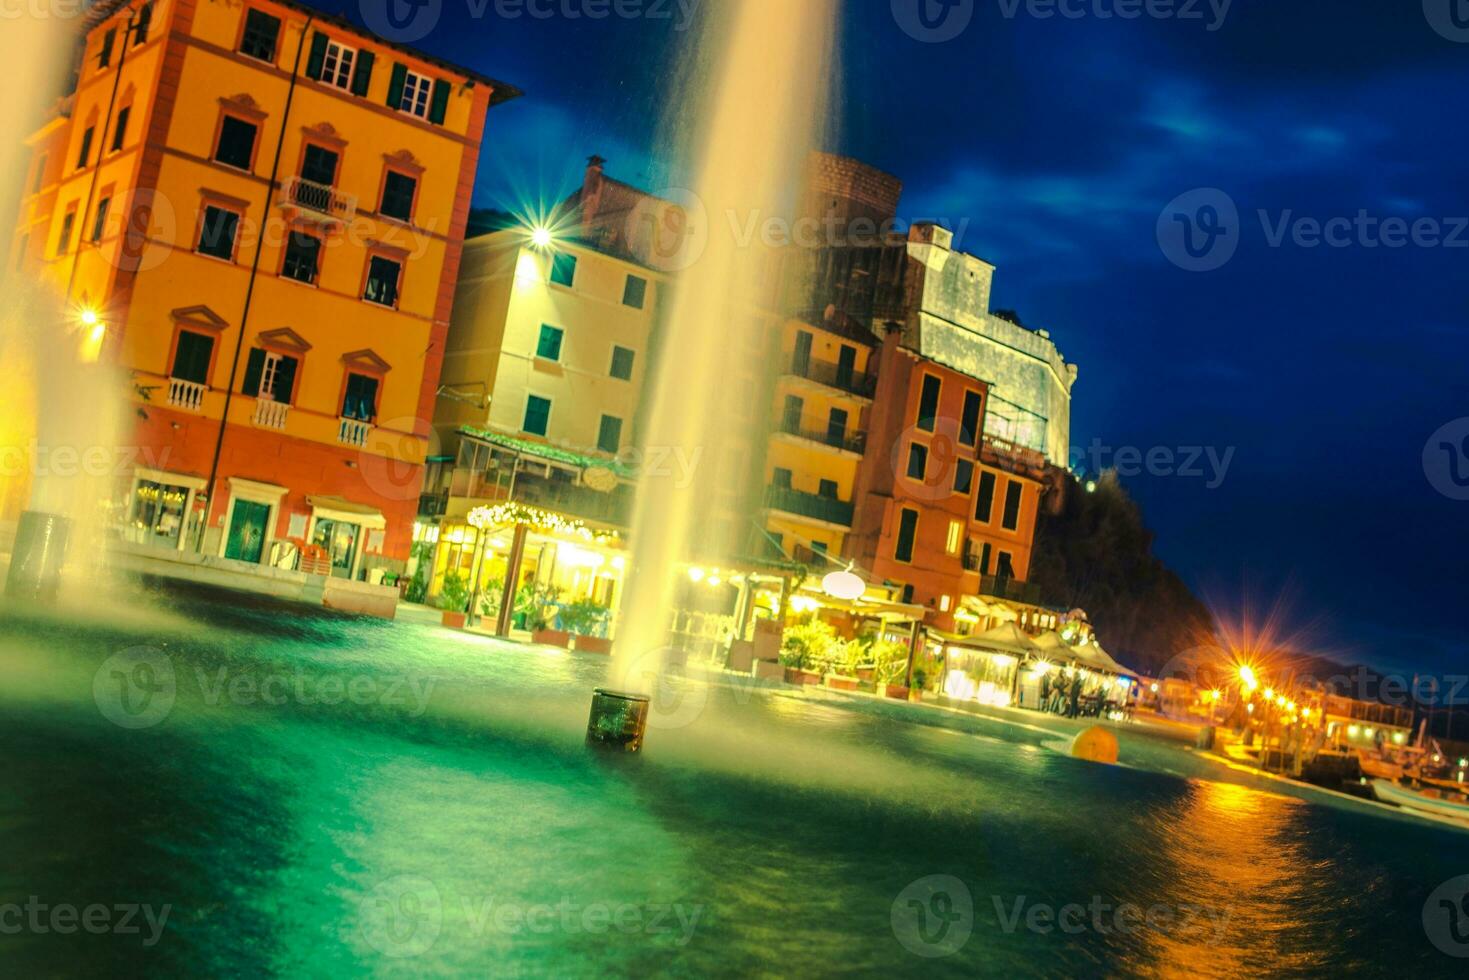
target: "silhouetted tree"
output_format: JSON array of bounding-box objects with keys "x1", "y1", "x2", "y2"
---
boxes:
[{"x1": 1029, "y1": 470, "x2": 1214, "y2": 674}]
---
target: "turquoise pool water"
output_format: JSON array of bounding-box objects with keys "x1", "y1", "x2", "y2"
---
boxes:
[{"x1": 2, "y1": 582, "x2": 1466, "y2": 977}]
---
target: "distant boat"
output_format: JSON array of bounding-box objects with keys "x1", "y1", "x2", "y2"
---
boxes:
[{"x1": 1371, "y1": 779, "x2": 1469, "y2": 823}]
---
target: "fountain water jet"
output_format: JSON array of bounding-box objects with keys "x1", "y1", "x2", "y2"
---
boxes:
[
  {"x1": 1, "y1": 11, "x2": 127, "y2": 603},
  {"x1": 603, "y1": 0, "x2": 837, "y2": 718}
]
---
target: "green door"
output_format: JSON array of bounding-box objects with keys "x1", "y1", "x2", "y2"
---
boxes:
[{"x1": 224, "y1": 500, "x2": 271, "y2": 564}]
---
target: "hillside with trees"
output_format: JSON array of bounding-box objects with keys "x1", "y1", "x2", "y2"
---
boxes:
[{"x1": 1028, "y1": 470, "x2": 1215, "y2": 675}]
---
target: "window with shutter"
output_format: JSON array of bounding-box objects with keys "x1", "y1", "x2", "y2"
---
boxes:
[
  {"x1": 133, "y1": 3, "x2": 152, "y2": 45},
  {"x1": 428, "y1": 78, "x2": 450, "y2": 124},
  {"x1": 171, "y1": 332, "x2": 214, "y2": 385},
  {"x1": 398, "y1": 70, "x2": 433, "y2": 119},
  {"x1": 111, "y1": 107, "x2": 130, "y2": 152},
  {"x1": 351, "y1": 50, "x2": 374, "y2": 97},
  {"x1": 240, "y1": 10, "x2": 281, "y2": 62},
  {"x1": 342, "y1": 374, "x2": 379, "y2": 420},
  {"x1": 98, "y1": 28, "x2": 116, "y2": 69},
  {"x1": 379, "y1": 171, "x2": 417, "y2": 222}
]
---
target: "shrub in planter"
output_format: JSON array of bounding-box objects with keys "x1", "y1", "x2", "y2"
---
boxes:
[
  {"x1": 575, "y1": 636, "x2": 613, "y2": 655},
  {"x1": 825, "y1": 674, "x2": 860, "y2": 691},
  {"x1": 909, "y1": 668, "x2": 929, "y2": 702},
  {"x1": 559, "y1": 597, "x2": 611, "y2": 652},
  {"x1": 437, "y1": 572, "x2": 470, "y2": 628},
  {"x1": 879, "y1": 683, "x2": 911, "y2": 700},
  {"x1": 515, "y1": 584, "x2": 567, "y2": 645},
  {"x1": 781, "y1": 621, "x2": 838, "y2": 670}
]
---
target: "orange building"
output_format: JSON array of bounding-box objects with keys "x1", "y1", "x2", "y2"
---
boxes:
[
  {"x1": 847, "y1": 326, "x2": 1045, "y2": 633},
  {"x1": 11, "y1": 0, "x2": 516, "y2": 578}
]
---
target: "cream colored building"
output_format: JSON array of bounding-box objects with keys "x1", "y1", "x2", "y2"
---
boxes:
[{"x1": 436, "y1": 229, "x2": 662, "y2": 458}]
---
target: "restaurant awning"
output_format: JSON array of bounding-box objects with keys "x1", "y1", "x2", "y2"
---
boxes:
[
  {"x1": 961, "y1": 622, "x2": 1044, "y2": 657},
  {"x1": 307, "y1": 495, "x2": 386, "y2": 530}
]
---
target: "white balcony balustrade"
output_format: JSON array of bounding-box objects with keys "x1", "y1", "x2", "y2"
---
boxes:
[
  {"x1": 166, "y1": 377, "x2": 206, "y2": 412},
  {"x1": 252, "y1": 398, "x2": 290, "y2": 430},
  {"x1": 338, "y1": 417, "x2": 371, "y2": 447}
]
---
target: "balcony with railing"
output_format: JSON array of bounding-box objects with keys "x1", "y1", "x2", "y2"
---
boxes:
[
  {"x1": 774, "y1": 418, "x2": 866, "y2": 455},
  {"x1": 764, "y1": 485, "x2": 854, "y2": 527},
  {"x1": 279, "y1": 176, "x2": 357, "y2": 223},
  {"x1": 981, "y1": 433, "x2": 1049, "y2": 480},
  {"x1": 251, "y1": 398, "x2": 290, "y2": 430},
  {"x1": 784, "y1": 355, "x2": 876, "y2": 398},
  {"x1": 979, "y1": 574, "x2": 1042, "y2": 605},
  {"x1": 166, "y1": 377, "x2": 206, "y2": 412},
  {"x1": 337, "y1": 417, "x2": 372, "y2": 448}
]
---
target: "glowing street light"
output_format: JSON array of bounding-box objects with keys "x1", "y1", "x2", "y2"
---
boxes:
[{"x1": 530, "y1": 226, "x2": 554, "y2": 249}]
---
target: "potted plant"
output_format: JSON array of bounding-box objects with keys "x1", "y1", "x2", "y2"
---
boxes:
[
  {"x1": 908, "y1": 667, "x2": 928, "y2": 703},
  {"x1": 519, "y1": 584, "x2": 569, "y2": 647},
  {"x1": 780, "y1": 620, "x2": 837, "y2": 685},
  {"x1": 560, "y1": 597, "x2": 613, "y2": 655},
  {"x1": 437, "y1": 572, "x2": 470, "y2": 629},
  {"x1": 871, "y1": 639, "x2": 913, "y2": 700},
  {"x1": 824, "y1": 638, "x2": 863, "y2": 691}
]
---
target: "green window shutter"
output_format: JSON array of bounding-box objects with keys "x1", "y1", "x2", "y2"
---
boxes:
[
  {"x1": 273, "y1": 356, "x2": 298, "y2": 403},
  {"x1": 305, "y1": 31, "x2": 328, "y2": 81},
  {"x1": 351, "y1": 49, "x2": 374, "y2": 97},
  {"x1": 387, "y1": 63, "x2": 407, "y2": 109},
  {"x1": 242, "y1": 348, "x2": 265, "y2": 397},
  {"x1": 428, "y1": 78, "x2": 450, "y2": 125}
]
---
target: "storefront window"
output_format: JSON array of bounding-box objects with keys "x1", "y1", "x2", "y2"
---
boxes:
[
  {"x1": 312, "y1": 518, "x2": 361, "y2": 579},
  {"x1": 127, "y1": 479, "x2": 190, "y2": 548}
]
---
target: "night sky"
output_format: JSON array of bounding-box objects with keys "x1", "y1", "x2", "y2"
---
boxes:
[{"x1": 332, "y1": 0, "x2": 1468, "y2": 676}]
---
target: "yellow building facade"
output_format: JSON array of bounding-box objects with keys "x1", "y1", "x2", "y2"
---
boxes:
[
  {"x1": 10, "y1": 0, "x2": 516, "y2": 577},
  {"x1": 760, "y1": 316, "x2": 876, "y2": 564}
]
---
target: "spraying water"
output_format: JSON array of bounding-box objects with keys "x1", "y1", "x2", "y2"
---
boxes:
[
  {"x1": 612, "y1": 0, "x2": 836, "y2": 688},
  {"x1": 1, "y1": 19, "x2": 126, "y2": 594}
]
